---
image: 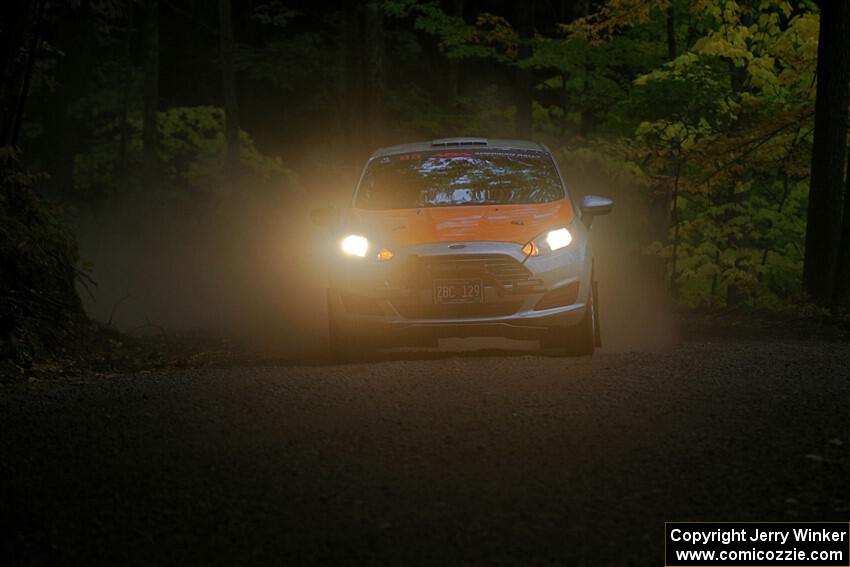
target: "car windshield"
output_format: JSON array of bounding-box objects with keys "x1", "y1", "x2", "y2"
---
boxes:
[{"x1": 354, "y1": 150, "x2": 565, "y2": 210}]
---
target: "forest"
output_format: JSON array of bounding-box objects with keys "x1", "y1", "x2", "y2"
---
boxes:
[{"x1": 1, "y1": 0, "x2": 849, "y2": 370}]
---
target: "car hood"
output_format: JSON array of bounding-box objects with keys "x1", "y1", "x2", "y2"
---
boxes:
[{"x1": 348, "y1": 200, "x2": 574, "y2": 249}]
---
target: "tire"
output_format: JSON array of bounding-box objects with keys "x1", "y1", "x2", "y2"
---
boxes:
[
  {"x1": 327, "y1": 290, "x2": 378, "y2": 363},
  {"x1": 592, "y1": 279, "x2": 602, "y2": 348},
  {"x1": 541, "y1": 277, "x2": 597, "y2": 357}
]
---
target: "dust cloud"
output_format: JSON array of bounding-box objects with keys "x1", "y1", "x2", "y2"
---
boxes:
[
  {"x1": 563, "y1": 162, "x2": 678, "y2": 352},
  {"x1": 75, "y1": 155, "x2": 676, "y2": 361},
  {"x1": 74, "y1": 169, "x2": 356, "y2": 361}
]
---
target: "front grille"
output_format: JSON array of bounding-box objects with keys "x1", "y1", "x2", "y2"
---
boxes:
[
  {"x1": 388, "y1": 254, "x2": 543, "y2": 294},
  {"x1": 391, "y1": 300, "x2": 523, "y2": 319}
]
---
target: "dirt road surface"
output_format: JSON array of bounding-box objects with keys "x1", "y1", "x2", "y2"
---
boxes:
[{"x1": 2, "y1": 339, "x2": 849, "y2": 565}]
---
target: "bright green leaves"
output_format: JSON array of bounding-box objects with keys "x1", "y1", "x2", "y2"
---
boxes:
[
  {"x1": 568, "y1": 0, "x2": 820, "y2": 306},
  {"x1": 73, "y1": 106, "x2": 289, "y2": 200}
]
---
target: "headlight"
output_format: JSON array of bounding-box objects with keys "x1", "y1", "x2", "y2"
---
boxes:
[
  {"x1": 522, "y1": 227, "x2": 573, "y2": 257},
  {"x1": 341, "y1": 234, "x2": 369, "y2": 257},
  {"x1": 545, "y1": 227, "x2": 572, "y2": 250}
]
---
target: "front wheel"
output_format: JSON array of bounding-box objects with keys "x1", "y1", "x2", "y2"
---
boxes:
[{"x1": 540, "y1": 279, "x2": 597, "y2": 357}]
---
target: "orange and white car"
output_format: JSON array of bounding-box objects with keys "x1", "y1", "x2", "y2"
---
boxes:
[{"x1": 311, "y1": 138, "x2": 613, "y2": 360}]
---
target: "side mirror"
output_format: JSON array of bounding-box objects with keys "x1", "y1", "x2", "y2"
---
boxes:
[
  {"x1": 310, "y1": 206, "x2": 339, "y2": 228},
  {"x1": 580, "y1": 195, "x2": 614, "y2": 228}
]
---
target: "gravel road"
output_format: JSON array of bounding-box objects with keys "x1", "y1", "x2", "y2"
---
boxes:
[{"x1": 2, "y1": 339, "x2": 849, "y2": 566}]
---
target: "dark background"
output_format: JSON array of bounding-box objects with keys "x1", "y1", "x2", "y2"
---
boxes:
[{"x1": 1, "y1": 1, "x2": 849, "y2": 356}]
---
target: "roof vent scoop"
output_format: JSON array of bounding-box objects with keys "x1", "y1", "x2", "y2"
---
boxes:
[{"x1": 430, "y1": 137, "x2": 488, "y2": 147}]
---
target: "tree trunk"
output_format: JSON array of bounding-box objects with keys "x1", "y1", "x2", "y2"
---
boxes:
[
  {"x1": 760, "y1": 173, "x2": 793, "y2": 269},
  {"x1": 515, "y1": 0, "x2": 534, "y2": 139},
  {"x1": 834, "y1": 145, "x2": 850, "y2": 308},
  {"x1": 444, "y1": 0, "x2": 464, "y2": 107},
  {"x1": 9, "y1": 0, "x2": 44, "y2": 147},
  {"x1": 669, "y1": 145, "x2": 682, "y2": 300},
  {"x1": 34, "y1": 1, "x2": 97, "y2": 194},
  {"x1": 662, "y1": 2, "x2": 680, "y2": 282},
  {"x1": 803, "y1": 0, "x2": 850, "y2": 306},
  {"x1": 0, "y1": 1, "x2": 35, "y2": 146},
  {"x1": 117, "y1": 12, "x2": 133, "y2": 179},
  {"x1": 363, "y1": 1, "x2": 386, "y2": 148},
  {"x1": 576, "y1": 0, "x2": 593, "y2": 137},
  {"x1": 142, "y1": 0, "x2": 159, "y2": 181},
  {"x1": 343, "y1": 1, "x2": 364, "y2": 151},
  {"x1": 219, "y1": 0, "x2": 240, "y2": 176},
  {"x1": 666, "y1": 4, "x2": 676, "y2": 61},
  {"x1": 559, "y1": 0, "x2": 569, "y2": 137}
]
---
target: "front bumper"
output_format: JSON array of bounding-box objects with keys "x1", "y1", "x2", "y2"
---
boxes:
[{"x1": 328, "y1": 240, "x2": 592, "y2": 344}]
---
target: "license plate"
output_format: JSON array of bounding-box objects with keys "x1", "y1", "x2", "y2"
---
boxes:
[{"x1": 433, "y1": 279, "x2": 483, "y2": 304}]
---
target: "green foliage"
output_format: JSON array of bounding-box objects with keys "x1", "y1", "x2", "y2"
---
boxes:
[
  {"x1": 0, "y1": 148, "x2": 87, "y2": 374},
  {"x1": 556, "y1": 0, "x2": 819, "y2": 308},
  {"x1": 73, "y1": 105, "x2": 290, "y2": 202},
  {"x1": 386, "y1": 1, "x2": 526, "y2": 62}
]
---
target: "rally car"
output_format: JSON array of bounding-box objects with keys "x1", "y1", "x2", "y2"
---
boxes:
[{"x1": 311, "y1": 138, "x2": 613, "y2": 360}]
